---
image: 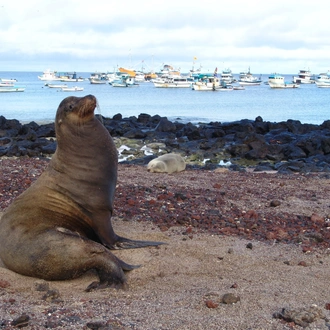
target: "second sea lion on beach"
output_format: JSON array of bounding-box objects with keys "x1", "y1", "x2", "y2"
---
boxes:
[{"x1": 147, "y1": 153, "x2": 186, "y2": 174}]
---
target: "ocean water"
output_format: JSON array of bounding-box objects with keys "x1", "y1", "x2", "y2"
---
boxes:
[{"x1": 0, "y1": 71, "x2": 329, "y2": 125}]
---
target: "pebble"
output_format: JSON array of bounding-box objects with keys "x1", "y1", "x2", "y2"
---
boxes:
[{"x1": 221, "y1": 293, "x2": 241, "y2": 304}]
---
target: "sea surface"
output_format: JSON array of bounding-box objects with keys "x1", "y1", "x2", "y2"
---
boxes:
[{"x1": 0, "y1": 71, "x2": 329, "y2": 125}]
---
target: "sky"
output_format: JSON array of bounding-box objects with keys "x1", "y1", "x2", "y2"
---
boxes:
[{"x1": 1, "y1": 0, "x2": 330, "y2": 74}]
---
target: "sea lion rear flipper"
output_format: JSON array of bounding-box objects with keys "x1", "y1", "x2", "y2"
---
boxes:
[{"x1": 111, "y1": 235, "x2": 166, "y2": 250}]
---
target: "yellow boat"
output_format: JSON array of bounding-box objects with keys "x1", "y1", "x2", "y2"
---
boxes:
[{"x1": 118, "y1": 67, "x2": 136, "y2": 77}]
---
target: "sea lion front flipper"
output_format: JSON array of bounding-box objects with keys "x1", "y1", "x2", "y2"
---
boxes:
[{"x1": 111, "y1": 235, "x2": 166, "y2": 250}]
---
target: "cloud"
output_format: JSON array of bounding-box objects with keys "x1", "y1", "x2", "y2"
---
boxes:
[{"x1": 0, "y1": 0, "x2": 330, "y2": 73}]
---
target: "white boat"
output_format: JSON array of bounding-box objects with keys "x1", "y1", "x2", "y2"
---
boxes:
[
  {"x1": 112, "y1": 75, "x2": 139, "y2": 87},
  {"x1": 315, "y1": 81, "x2": 330, "y2": 88},
  {"x1": 45, "y1": 83, "x2": 68, "y2": 88},
  {"x1": 315, "y1": 71, "x2": 330, "y2": 84},
  {"x1": 238, "y1": 67, "x2": 262, "y2": 85},
  {"x1": 90, "y1": 78, "x2": 107, "y2": 84},
  {"x1": 88, "y1": 72, "x2": 109, "y2": 84},
  {"x1": 38, "y1": 70, "x2": 61, "y2": 81},
  {"x1": 268, "y1": 73, "x2": 299, "y2": 88},
  {"x1": 153, "y1": 75, "x2": 192, "y2": 88},
  {"x1": 157, "y1": 64, "x2": 181, "y2": 76},
  {"x1": 0, "y1": 87, "x2": 25, "y2": 92},
  {"x1": 220, "y1": 68, "x2": 236, "y2": 84},
  {"x1": 233, "y1": 85, "x2": 245, "y2": 90},
  {"x1": 61, "y1": 86, "x2": 84, "y2": 92},
  {"x1": 0, "y1": 78, "x2": 17, "y2": 83},
  {"x1": 134, "y1": 72, "x2": 146, "y2": 83},
  {"x1": 292, "y1": 69, "x2": 315, "y2": 84},
  {"x1": 192, "y1": 76, "x2": 233, "y2": 91},
  {"x1": 58, "y1": 72, "x2": 84, "y2": 82},
  {"x1": 0, "y1": 82, "x2": 15, "y2": 87}
]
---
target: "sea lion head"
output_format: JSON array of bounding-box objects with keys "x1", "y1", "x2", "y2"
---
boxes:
[
  {"x1": 54, "y1": 94, "x2": 101, "y2": 151},
  {"x1": 55, "y1": 94, "x2": 97, "y2": 128}
]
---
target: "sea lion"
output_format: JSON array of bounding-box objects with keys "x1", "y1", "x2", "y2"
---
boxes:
[
  {"x1": 147, "y1": 153, "x2": 186, "y2": 174},
  {"x1": 0, "y1": 94, "x2": 162, "y2": 291}
]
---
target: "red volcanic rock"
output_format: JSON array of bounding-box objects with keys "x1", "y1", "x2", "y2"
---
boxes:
[
  {"x1": 244, "y1": 210, "x2": 258, "y2": 219},
  {"x1": 311, "y1": 213, "x2": 324, "y2": 223},
  {"x1": 205, "y1": 300, "x2": 219, "y2": 308},
  {"x1": 1, "y1": 159, "x2": 329, "y2": 250},
  {"x1": 0, "y1": 280, "x2": 11, "y2": 288}
]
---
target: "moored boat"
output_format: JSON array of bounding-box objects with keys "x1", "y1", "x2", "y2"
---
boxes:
[
  {"x1": 88, "y1": 72, "x2": 109, "y2": 84},
  {"x1": 315, "y1": 71, "x2": 330, "y2": 84},
  {"x1": 58, "y1": 72, "x2": 84, "y2": 82},
  {"x1": 238, "y1": 67, "x2": 262, "y2": 85},
  {"x1": 157, "y1": 64, "x2": 181, "y2": 77},
  {"x1": 61, "y1": 86, "x2": 84, "y2": 92},
  {"x1": 112, "y1": 74, "x2": 139, "y2": 87},
  {"x1": 0, "y1": 87, "x2": 25, "y2": 92},
  {"x1": 118, "y1": 67, "x2": 136, "y2": 77},
  {"x1": 0, "y1": 82, "x2": 15, "y2": 87},
  {"x1": 45, "y1": 83, "x2": 68, "y2": 88},
  {"x1": 315, "y1": 81, "x2": 330, "y2": 88},
  {"x1": 0, "y1": 78, "x2": 17, "y2": 83},
  {"x1": 153, "y1": 75, "x2": 192, "y2": 88},
  {"x1": 90, "y1": 78, "x2": 107, "y2": 84},
  {"x1": 192, "y1": 75, "x2": 233, "y2": 91},
  {"x1": 292, "y1": 69, "x2": 315, "y2": 84},
  {"x1": 38, "y1": 70, "x2": 61, "y2": 81},
  {"x1": 220, "y1": 68, "x2": 236, "y2": 84},
  {"x1": 268, "y1": 73, "x2": 299, "y2": 88}
]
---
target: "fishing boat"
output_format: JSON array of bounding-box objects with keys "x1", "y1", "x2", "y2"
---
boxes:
[
  {"x1": 88, "y1": 72, "x2": 109, "y2": 84},
  {"x1": 134, "y1": 72, "x2": 146, "y2": 82},
  {"x1": 0, "y1": 82, "x2": 15, "y2": 87},
  {"x1": 157, "y1": 64, "x2": 181, "y2": 76},
  {"x1": 0, "y1": 87, "x2": 25, "y2": 92},
  {"x1": 61, "y1": 86, "x2": 84, "y2": 92},
  {"x1": 192, "y1": 76, "x2": 232, "y2": 91},
  {"x1": 268, "y1": 73, "x2": 299, "y2": 88},
  {"x1": 315, "y1": 81, "x2": 330, "y2": 88},
  {"x1": 220, "y1": 68, "x2": 236, "y2": 84},
  {"x1": 315, "y1": 71, "x2": 330, "y2": 84},
  {"x1": 38, "y1": 70, "x2": 61, "y2": 81},
  {"x1": 233, "y1": 85, "x2": 245, "y2": 90},
  {"x1": 45, "y1": 83, "x2": 68, "y2": 88},
  {"x1": 292, "y1": 69, "x2": 315, "y2": 84},
  {"x1": 0, "y1": 78, "x2": 17, "y2": 83},
  {"x1": 58, "y1": 72, "x2": 84, "y2": 82},
  {"x1": 112, "y1": 75, "x2": 139, "y2": 87},
  {"x1": 118, "y1": 67, "x2": 136, "y2": 77},
  {"x1": 153, "y1": 75, "x2": 192, "y2": 88},
  {"x1": 144, "y1": 72, "x2": 158, "y2": 81},
  {"x1": 90, "y1": 78, "x2": 107, "y2": 84},
  {"x1": 238, "y1": 67, "x2": 262, "y2": 85}
]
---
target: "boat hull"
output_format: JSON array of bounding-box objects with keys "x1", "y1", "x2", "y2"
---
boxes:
[
  {"x1": 61, "y1": 87, "x2": 84, "y2": 92},
  {"x1": 269, "y1": 83, "x2": 299, "y2": 88},
  {"x1": 238, "y1": 81, "x2": 261, "y2": 86},
  {"x1": 153, "y1": 82, "x2": 191, "y2": 88},
  {"x1": 315, "y1": 81, "x2": 330, "y2": 88},
  {"x1": 0, "y1": 87, "x2": 25, "y2": 92}
]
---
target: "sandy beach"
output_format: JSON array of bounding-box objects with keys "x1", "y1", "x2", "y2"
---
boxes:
[{"x1": 0, "y1": 158, "x2": 329, "y2": 329}]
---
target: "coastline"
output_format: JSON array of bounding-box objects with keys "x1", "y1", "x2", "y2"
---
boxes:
[{"x1": 1, "y1": 113, "x2": 330, "y2": 173}]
